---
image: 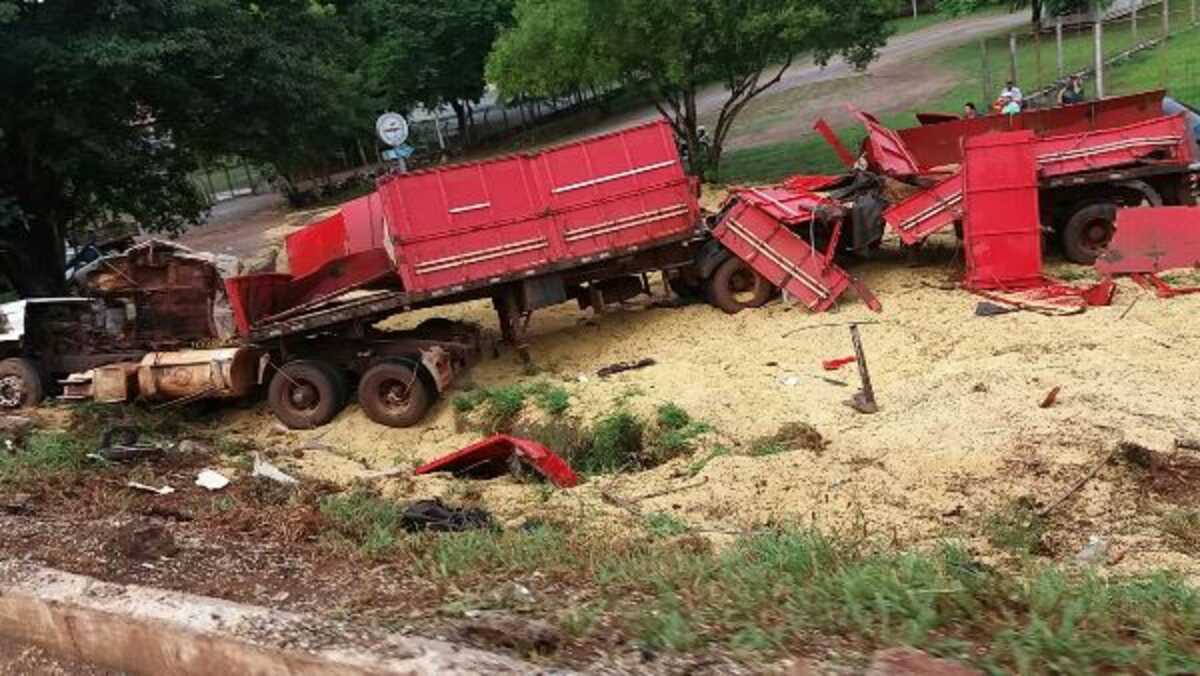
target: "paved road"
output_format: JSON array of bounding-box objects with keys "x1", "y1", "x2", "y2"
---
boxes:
[{"x1": 570, "y1": 11, "x2": 1029, "y2": 139}]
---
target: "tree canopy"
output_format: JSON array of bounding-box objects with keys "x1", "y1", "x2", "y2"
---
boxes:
[
  {"x1": 0, "y1": 0, "x2": 365, "y2": 296},
  {"x1": 488, "y1": 0, "x2": 894, "y2": 178}
]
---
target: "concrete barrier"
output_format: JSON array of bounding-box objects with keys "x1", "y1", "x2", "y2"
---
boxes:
[{"x1": 0, "y1": 561, "x2": 541, "y2": 675}]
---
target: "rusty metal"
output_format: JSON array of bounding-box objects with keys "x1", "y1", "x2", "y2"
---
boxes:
[
  {"x1": 136, "y1": 347, "x2": 262, "y2": 402},
  {"x1": 93, "y1": 363, "x2": 140, "y2": 403},
  {"x1": 846, "y1": 325, "x2": 878, "y2": 414}
]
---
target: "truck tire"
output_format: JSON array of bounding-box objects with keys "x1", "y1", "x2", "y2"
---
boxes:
[
  {"x1": 707, "y1": 257, "x2": 773, "y2": 314},
  {"x1": 268, "y1": 360, "x2": 345, "y2": 429},
  {"x1": 1061, "y1": 202, "x2": 1118, "y2": 264},
  {"x1": 357, "y1": 361, "x2": 432, "y2": 428},
  {"x1": 0, "y1": 358, "x2": 44, "y2": 409}
]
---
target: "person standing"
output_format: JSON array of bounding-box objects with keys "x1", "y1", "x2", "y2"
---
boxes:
[
  {"x1": 1000, "y1": 80, "x2": 1023, "y2": 105},
  {"x1": 1059, "y1": 75, "x2": 1086, "y2": 105},
  {"x1": 963, "y1": 102, "x2": 979, "y2": 118}
]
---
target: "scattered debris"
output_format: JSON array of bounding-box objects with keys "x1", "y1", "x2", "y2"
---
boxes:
[
  {"x1": 195, "y1": 470, "x2": 231, "y2": 491},
  {"x1": 1074, "y1": 535, "x2": 1111, "y2": 565},
  {"x1": 1176, "y1": 437, "x2": 1200, "y2": 452},
  {"x1": 822, "y1": 356, "x2": 856, "y2": 371},
  {"x1": 751, "y1": 422, "x2": 827, "y2": 454},
  {"x1": 414, "y1": 434, "x2": 580, "y2": 488},
  {"x1": 0, "y1": 493, "x2": 33, "y2": 515},
  {"x1": 864, "y1": 647, "x2": 984, "y2": 676},
  {"x1": 971, "y1": 382, "x2": 989, "y2": 393},
  {"x1": 401, "y1": 499, "x2": 496, "y2": 533},
  {"x1": 109, "y1": 522, "x2": 179, "y2": 561},
  {"x1": 252, "y1": 453, "x2": 299, "y2": 485},
  {"x1": 596, "y1": 358, "x2": 656, "y2": 378},
  {"x1": 126, "y1": 482, "x2": 175, "y2": 496},
  {"x1": 176, "y1": 439, "x2": 213, "y2": 454},
  {"x1": 1039, "y1": 386, "x2": 1061, "y2": 409},
  {"x1": 844, "y1": 324, "x2": 879, "y2": 414},
  {"x1": 94, "y1": 427, "x2": 165, "y2": 463},
  {"x1": 459, "y1": 611, "x2": 562, "y2": 654},
  {"x1": 1096, "y1": 206, "x2": 1200, "y2": 276},
  {"x1": 0, "y1": 415, "x2": 34, "y2": 448},
  {"x1": 974, "y1": 301, "x2": 1017, "y2": 317}
]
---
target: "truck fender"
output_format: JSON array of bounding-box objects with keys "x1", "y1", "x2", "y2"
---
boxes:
[{"x1": 694, "y1": 238, "x2": 734, "y2": 280}]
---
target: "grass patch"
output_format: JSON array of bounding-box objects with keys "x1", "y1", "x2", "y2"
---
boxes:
[
  {"x1": 580, "y1": 409, "x2": 646, "y2": 474},
  {"x1": 0, "y1": 430, "x2": 85, "y2": 482},
  {"x1": 644, "y1": 512, "x2": 691, "y2": 539},
  {"x1": 984, "y1": 498, "x2": 1048, "y2": 556},
  {"x1": 649, "y1": 403, "x2": 712, "y2": 461},
  {"x1": 749, "y1": 421, "x2": 827, "y2": 457},
  {"x1": 687, "y1": 444, "x2": 731, "y2": 477},
  {"x1": 395, "y1": 525, "x2": 1200, "y2": 671},
  {"x1": 319, "y1": 489, "x2": 407, "y2": 558},
  {"x1": 454, "y1": 380, "x2": 572, "y2": 432}
]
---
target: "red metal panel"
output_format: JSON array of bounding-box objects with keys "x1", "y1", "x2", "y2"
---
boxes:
[
  {"x1": 286, "y1": 212, "x2": 347, "y2": 279},
  {"x1": 883, "y1": 172, "x2": 964, "y2": 245},
  {"x1": 897, "y1": 90, "x2": 1168, "y2": 169},
  {"x1": 414, "y1": 434, "x2": 579, "y2": 488},
  {"x1": 712, "y1": 199, "x2": 853, "y2": 312},
  {"x1": 962, "y1": 131, "x2": 1043, "y2": 290},
  {"x1": 851, "y1": 108, "x2": 922, "y2": 177},
  {"x1": 1035, "y1": 114, "x2": 1194, "y2": 178},
  {"x1": 812, "y1": 119, "x2": 856, "y2": 169},
  {"x1": 378, "y1": 120, "x2": 697, "y2": 295},
  {"x1": 1095, "y1": 206, "x2": 1200, "y2": 275},
  {"x1": 340, "y1": 191, "x2": 386, "y2": 253},
  {"x1": 224, "y1": 274, "x2": 293, "y2": 336}
]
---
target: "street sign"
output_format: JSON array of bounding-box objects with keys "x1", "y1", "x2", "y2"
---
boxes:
[
  {"x1": 375, "y1": 112, "x2": 409, "y2": 147},
  {"x1": 382, "y1": 144, "x2": 414, "y2": 161}
]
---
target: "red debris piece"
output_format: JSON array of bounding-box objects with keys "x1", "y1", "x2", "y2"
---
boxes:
[
  {"x1": 849, "y1": 107, "x2": 922, "y2": 178},
  {"x1": 961, "y1": 131, "x2": 1044, "y2": 291},
  {"x1": 783, "y1": 174, "x2": 845, "y2": 193},
  {"x1": 713, "y1": 189, "x2": 880, "y2": 314},
  {"x1": 812, "y1": 118, "x2": 856, "y2": 169},
  {"x1": 1096, "y1": 206, "x2": 1200, "y2": 276},
  {"x1": 1131, "y1": 273, "x2": 1200, "y2": 299},
  {"x1": 822, "y1": 356, "x2": 857, "y2": 371},
  {"x1": 414, "y1": 434, "x2": 580, "y2": 488},
  {"x1": 883, "y1": 172, "x2": 964, "y2": 245}
]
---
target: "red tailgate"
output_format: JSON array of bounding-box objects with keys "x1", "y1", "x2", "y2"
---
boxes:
[
  {"x1": 962, "y1": 131, "x2": 1043, "y2": 290},
  {"x1": 883, "y1": 172, "x2": 964, "y2": 245}
]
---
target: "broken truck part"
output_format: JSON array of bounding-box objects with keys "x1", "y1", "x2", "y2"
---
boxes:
[
  {"x1": 1095, "y1": 206, "x2": 1200, "y2": 276},
  {"x1": 414, "y1": 434, "x2": 580, "y2": 488}
]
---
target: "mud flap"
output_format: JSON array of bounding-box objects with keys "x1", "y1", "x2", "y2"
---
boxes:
[{"x1": 713, "y1": 200, "x2": 879, "y2": 313}]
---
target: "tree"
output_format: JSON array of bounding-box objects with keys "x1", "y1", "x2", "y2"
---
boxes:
[
  {"x1": 349, "y1": 0, "x2": 513, "y2": 145},
  {"x1": 0, "y1": 0, "x2": 361, "y2": 297},
  {"x1": 488, "y1": 0, "x2": 894, "y2": 178}
]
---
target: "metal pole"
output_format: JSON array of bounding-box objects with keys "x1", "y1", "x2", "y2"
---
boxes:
[
  {"x1": 222, "y1": 163, "x2": 236, "y2": 198},
  {"x1": 242, "y1": 161, "x2": 254, "y2": 195},
  {"x1": 1164, "y1": 0, "x2": 1171, "y2": 37},
  {"x1": 847, "y1": 325, "x2": 878, "y2": 414},
  {"x1": 911, "y1": 0, "x2": 918, "y2": 19},
  {"x1": 981, "y1": 39, "x2": 992, "y2": 105},
  {"x1": 1035, "y1": 26, "x2": 1043, "y2": 91},
  {"x1": 1056, "y1": 17, "x2": 1064, "y2": 77},
  {"x1": 1009, "y1": 33, "x2": 1019, "y2": 84},
  {"x1": 1162, "y1": 0, "x2": 1171, "y2": 86},
  {"x1": 1094, "y1": 13, "x2": 1105, "y2": 99}
]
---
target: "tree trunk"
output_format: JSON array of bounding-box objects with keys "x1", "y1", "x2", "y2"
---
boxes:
[{"x1": 449, "y1": 100, "x2": 470, "y2": 147}]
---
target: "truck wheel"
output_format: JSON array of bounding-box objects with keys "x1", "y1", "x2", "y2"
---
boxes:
[
  {"x1": 1062, "y1": 202, "x2": 1117, "y2": 264},
  {"x1": 0, "y1": 358, "x2": 44, "y2": 409},
  {"x1": 357, "y1": 361, "x2": 431, "y2": 428},
  {"x1": 707, "y1": 257, "x2": 773, "y2": 314},
  {"x1": 267, "y1": 360, "x2": 345, "y2": 429}
]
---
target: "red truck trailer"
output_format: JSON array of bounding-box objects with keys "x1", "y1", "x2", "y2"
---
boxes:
[
  {"x1": 852, "y1": 91, "x2": 1199, "y2": 263},
  {"x1": 226, "y1": 120, "x2": 713, "y2": 430}
]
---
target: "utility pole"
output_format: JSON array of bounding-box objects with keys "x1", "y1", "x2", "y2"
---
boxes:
[
  {"x1": 981, "y1": 39, "x2": 992, "y2": 105},
  {"x1": 1056, "y1": 16, "x2": 1064, "y2": 77},
  {"x1": 1093, "y1": 8, "x2": 1105, "y2": 98},
  {"x1": 1009, "y1": 33, "x2": 1018, "y2": 84},
  {"x1": 911, "y1": 0, "x2": 918, "y2": 19},
  {"x1": 1132, "y1": 1, "x2": 1139, "y2": 42}
]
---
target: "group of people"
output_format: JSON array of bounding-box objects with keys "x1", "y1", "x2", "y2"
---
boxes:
[{"x1": 961, "y1": 74, "x2": 1087, "y2": 120}]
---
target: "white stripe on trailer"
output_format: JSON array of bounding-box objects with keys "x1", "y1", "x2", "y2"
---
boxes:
[
  {"x1": 894, "y1": 192, "x2": 963, "y2": 231},
  {"x1": 749, "y1": 188, "x2": 803, "y2": 217},
  {"x1": 552, "y1": 160, "x2": 676, "y2": 194},
  {"x1": 1038, "y1": 136, "x2": 1183, "y2": 164},
  {"x1": 448, "y1": 202, "x2": 491, "y2": 215},
  {"x1": 563, "y1": 204, "x2": 690, "y2": 242},
  {"x1": 415, "y1": 238, "x2": 549, "y2": 274},
  {"x1": 724, "y1": 218, "x2": 831, "y2": 300}
]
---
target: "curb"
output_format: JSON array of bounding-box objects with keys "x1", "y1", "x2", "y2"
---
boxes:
[{"x1": 0, "y1": 560, "x2": 539, "y2": 675}]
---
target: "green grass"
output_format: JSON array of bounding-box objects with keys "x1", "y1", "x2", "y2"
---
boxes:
[
  {"x1": 984, "y1": 498, "x2": 1048, "y2": 557},
  {"x1": 888, "y1": 6, "x2": 1008, "y2": 38},
  {"x1": 319, "y1": 489, "x2": 407, "y2": 558},
  {"x1": 387, "y1": 525, "x2": 1200, "y2": 672},
  {"x1": 454, "y1": 380, "x2": 572, "y2": 431},
  {"x1": 0, "y1": 431, "x2": 85, "y2": 482},
  {"x1": 1160, "y1": 509, "x2": 1200, "y2": 553},
  {"x1": 644, "y1": 512, "x2": 691, "y2": 539}
]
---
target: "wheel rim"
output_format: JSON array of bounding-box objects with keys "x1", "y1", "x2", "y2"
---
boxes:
[
  {"x1": 0, "y1": 375, "x2": 23, "y2": 408},
  {"x1": 728, "y1": 266, "x2": 762, "y2": 304},
  {"x1": 1081, "y1": 218, "x2": 1114, "y2": 254},
  {"x1": 287, "y1": 380, "x2": 321, "y2": 411},
  {"x1": 376, "y1": 376, "x2": 414, "y2": 414}
]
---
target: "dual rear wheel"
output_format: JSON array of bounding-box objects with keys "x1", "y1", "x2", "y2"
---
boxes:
[{"x1": 267, "y1": 359, "x2": 430, "y2": 429}]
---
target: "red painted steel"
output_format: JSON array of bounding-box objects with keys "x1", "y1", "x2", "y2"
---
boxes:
[
  {"x1": 962, "y1": 131, "x2": 1044, "y2": 290},
  {"x1": 224, "y1": 274, "x2": 292, "y2": 335},
  {"x1": 883, "y1": 172, "x2": 964, "y2": 245},
  {"x1": 812, "y1": 118, "x2": 856, "y2": 169},
  {"x1": 1132, "y1": 272, "x2": 1200, "y2": 298},
  {"x1": 1035, "y1": 114, "x2": 1194, "y2": 178},
  {"x1": 783, "y1": 174, "x2": 844, "y2": 193},
  {"x1": 414, "y1": 434, "x2": 580, "y2": 488},
  {"x1": 377, "y1": 120, "x2": 697, "y2": 294},
  {"x1": 1095, "y1": 206, "x2": 1200, "y2": 275},
  {"x1": 713, "y1": 193, "x2": 858, "y2": 313},
  {"x1": 285, "y1": 192, "x2": 387, "y2": 280},
  {"x1": 898, "y1": 90, "x2": 1169, "y2": 170},
  {"x1": 851, "y1": 108, "x2": 922, "y2": 177}
]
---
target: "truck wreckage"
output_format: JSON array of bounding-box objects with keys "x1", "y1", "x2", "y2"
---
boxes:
[{"x1": 1, "y1": 91, "x2": 1197, "y2": 429}]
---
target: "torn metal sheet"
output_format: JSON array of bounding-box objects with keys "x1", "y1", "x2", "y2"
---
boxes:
[
  {"x1": 882, "y1": 172, "x2": 964, "y2": 245},
  {"x1": 849, "y1": 107, "x2": 922, "y2": 177},
  {"x1": 962, "y1": 131, "x2": 1044, "y2": 290},
  {"x1": 414, "y1": 434, "x2": 580, "y2": 488},
  {"x1": 1095, "y1": 206, "x2": 1200, "y2": 276},
  {"x1": 812, "y1": 119, "x2": 856, "y2": 169},
  {"x1": 1131, "y1": 273, "x2": 1200, "y2": 298}
]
